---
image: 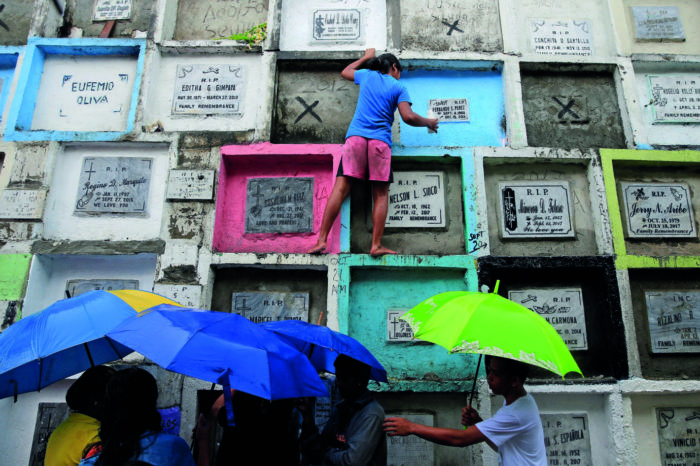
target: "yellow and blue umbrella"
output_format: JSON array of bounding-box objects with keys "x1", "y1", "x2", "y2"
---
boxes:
[{"x1": 0, "y1": 289, "x2": 180, "y2": 401}]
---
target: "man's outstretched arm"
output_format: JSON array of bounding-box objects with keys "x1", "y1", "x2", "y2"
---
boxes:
[{"x1": 383, "y1": 416, "x2": 488, "y2": 447}]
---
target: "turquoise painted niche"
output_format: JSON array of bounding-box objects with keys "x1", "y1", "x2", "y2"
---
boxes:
[
  {"x1": 348, "y1": 268, "x2": 479, "y2": 383},
  {"x1": 4, "y1": 38, "x2": 145, "y2": 142},
  {"x1": 399, "y1": 66, "x2": 505, "y2": 148}
]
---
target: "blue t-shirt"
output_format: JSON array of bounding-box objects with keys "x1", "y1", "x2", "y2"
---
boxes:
[{"x1": 345, "y1": 69, "x2": 412, "y2": 146}]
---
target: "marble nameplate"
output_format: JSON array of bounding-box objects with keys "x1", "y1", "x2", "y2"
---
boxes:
[
  {"x1": 530, "y1": 19, "x2": 593, "y2": 56},
  {"x1": 387, "y1": 309, "x2": 414, "y2": 342},
  {"x1": 232, "y1": 291, "x2": 309, "y2": 323},
  {"x1": 75, "y1": 157, "x2": 152, "y2": 215},
  {"x1": 173, "y1": 64, "x2": 245, "y2": 115},
  {"x1": 656, "y1": 407, "x2": 700, "y2": 465},
  {"x1": 648, "y1": 75, "x2": 700, "y2": 124},
  {"x1": 0, "y1": 189, "x2": 46, "y2": 220},
  {"x1": 386, "y1": 172, "x2": 446, "y2": 228},
  {"x1": 245, "y1": 177, "x2": 314, "y2": 234},
  {"x1": 499, "y1": 181, "x2": 575, "y2": 238},
  {"x1": 166, "y1": 169, "x2": 215, "y2": 201},
  {"x1": 312, "y1": 9, "x2": 361, "y2": 41},
  {"x1": 387, "y1": 413, "x2": 435, "y2": 466},
  {"x1": 66, "y1": 279, "x2": 139, "y2": 297},
  {"x1": 541, "y1": 413, "x2": 592, "y2": 465},
  {"x1": 646, "y1": 291, "x2": 700, "y2": 353},
  {"x1": 510, "y1": 288, "x2": 588, "y2": 350},
  {"x1": 428, "y1": 98, "x2": 469, "y2": 122},
  {"x1": 620, "y1": 182, "x2": 696, "y2": 238},
  {"x1": 632, "y1": 6, "x2": 685, "y2": 41},
  {"x1": 93, "y1": 0, "x2": 131, "y2": 21}
]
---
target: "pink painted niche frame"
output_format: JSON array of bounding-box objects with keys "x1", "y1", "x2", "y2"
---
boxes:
[{"x1": 213, "y1": 143, "x2": 343, "y2": 254}]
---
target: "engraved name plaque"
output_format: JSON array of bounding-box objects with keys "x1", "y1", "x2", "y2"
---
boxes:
[
  {"x1": 75, "y1": 157, "x2": 152, "y2": 215},
  {"x1": 620, "y1": 182, "x2": 696, "y2": 238},
  {"x1": 499, "y1": 181, "x2": 575, "y2": 238},
  {"x1": 232, "y1": 291, "x2": 309, "y2": 323},
  {"x1": 172, "y1": 64, "x2": 244, "y2": 115},
  {"x1": 386, "y1": 172, "x2": 446, "y2": 228},
  {"x1": 646, "y1": 291, "x2": 700, "y2": 353}
]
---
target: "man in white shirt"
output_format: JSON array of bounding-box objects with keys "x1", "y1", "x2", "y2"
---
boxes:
[{"x1": 383, "y1": 355, "x2": 547, "y2": 466}]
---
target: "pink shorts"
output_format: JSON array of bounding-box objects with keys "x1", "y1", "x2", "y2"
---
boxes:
[{"x1": 340, "y1": 136, "x2": 392, "y2": 182}]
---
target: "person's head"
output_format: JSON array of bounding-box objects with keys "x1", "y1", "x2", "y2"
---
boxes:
[
  {"x1": 95, "y1": 367, "x2": 162, "y2": 466},
  {"x1": 484, "y1": 356, "x2": 529, "y2": 397},
  {"x1": 334, "y1": 354, "x2": 371, "y2": 402},
  {"x1": 366, "y1": 53, "x2": 403, "y2": 80},
  {"x1": 65, "y1": 365, "x2": 116, "y2": 419}
]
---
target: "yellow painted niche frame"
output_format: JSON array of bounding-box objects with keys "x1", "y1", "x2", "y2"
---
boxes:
[{"x1": 600, "y1": 148, "x2": 700, "y2": 269}]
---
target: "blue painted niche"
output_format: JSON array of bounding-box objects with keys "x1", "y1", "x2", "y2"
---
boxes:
[
  {"x1": 399, "y1": 61, "x2": 505, "y2": 148},
  {"x1": 0, "y1": 48, "x2": 21, "y2": 126},
  {"x1": 4, "y1": 38, "x2": 145, "y2": 142},
  {"x1": 347, "y1": 267, "x2": 479, "y2": 383}
]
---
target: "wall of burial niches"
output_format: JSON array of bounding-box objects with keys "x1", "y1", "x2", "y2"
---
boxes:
[
  {"x1": 478, "y1": 256, "x2": 627, "y2": 380},
  {"x1": 520, "y1": 65, "x2": 628, "y2": 149},
  {"x1": 345, "y1": 265, "x2": 479, "y2": 383},
  {"x1": 478, "y1": 149, "x2": 613, "y2": 257},
  {"x1": 4, "y1": 38, "x2": 145, "y2": 141},
  {"x1": 631, "y1": 63, "x2": 700, "y2": 147},
  {"x1": 43, "y1": 143, "x2": 169, "y2": 241},
  {"x1": 398, "y1": 0, "x2": 502, "y2": 53},
  {"x1": 610, "y1": 0, "x2": 700, "y2": 56},
  {"x1": 209, "y1": 265, "x2": 328, "y2": 327},
  {"x1": 22, "y1": 253, "x2": 157, "y2": 316},
  {"x1": 279, "y1": 0, "x2": 387, "y2": 52},
  {"x1": 142, "y1": 51, "x2": 274, "y2": 134},
  {"x1": 213, "y1": 143, "x2": 343, "y2": 254},
  {"x1": 500, "y1": 0, "x2": 617, "y2": 58},
  {"x1": 349, "y1": 152, "x2": 467, "y2": 256},
  {"x1": 0, "y1": 2, "x2": 33, "y2": 46},
  {"x1": 168, "y1": 0, "x2": 270, "y2": 41},
  {"x1": 628, "y1": 268, "x2": 700, "y2": 379}
]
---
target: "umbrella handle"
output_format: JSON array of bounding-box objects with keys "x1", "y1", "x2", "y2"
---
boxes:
[{"x1": 468, "y1": 354, "x2": 482, "y2": 409}]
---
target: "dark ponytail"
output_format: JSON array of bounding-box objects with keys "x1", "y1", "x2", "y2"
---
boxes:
[{"x1": 366, "y1": 53, "x2": 403, "y2": 74}]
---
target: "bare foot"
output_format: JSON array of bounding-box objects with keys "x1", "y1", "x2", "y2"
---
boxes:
[
  {"x1": 370, "y1": 245, "x2": 398, "y2": 257},
  {"x1": 307, "y1": 241, "x2": 327, "y2": 254}
]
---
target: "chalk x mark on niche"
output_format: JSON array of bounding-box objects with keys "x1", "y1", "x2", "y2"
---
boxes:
[
  {"x1": 441, "y1": 19, "x2": 463, "y2": 36},
  {"x1": 294, "y1": 96, "x2": 322, "y2": 123},
  {"x1": 0, "y1": 4, "x2": 8, "y2": 32}
]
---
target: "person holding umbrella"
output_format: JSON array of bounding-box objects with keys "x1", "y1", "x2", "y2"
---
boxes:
[
  {"x1": 297, "y1": 354, "x2": 387, "y2": 466},
  {"x1": 383, "y1": 356, "x2": 547, "y2": 466}
]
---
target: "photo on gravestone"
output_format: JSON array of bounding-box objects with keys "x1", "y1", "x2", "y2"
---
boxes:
[
  {"x1": 28, "y1": 403, "x2": 70, "y2": 466},
  {"x1": 166, "y1": 169, "x2": 215, "y2": 201},
  {"x1": 312, "y1": 9, "x2": 361, "y2": 42},
  {"x1": 172, "y1": 64, "x2": 244, "y2": 116},
  {"x1": 93, "y1": 0, "x2": 132, "y2": 21},
  {"x1": 656, "y1": 407, "x2": 700, "y2": 466},
  {"x1": 647, "y1": 75, "x2": 700, "y2": 124},
  {"x1": 509, "y1": 288, "x2": 588, "y2": 350},
  {"x1": 386, "y1": 413, "x2": 435, "y2": 466},
  {"x1": 499, "y1": 181, "x2": 575, "y2": 239},
  {"x1": 74, "y1": 157, "x2": 153, "y2": 216},
  {"x1": 632, "y1": 6, "x2": 685, "y2": 42},
  {"x1": 427, "y1": 98, "x2": 469, "y2": 123},
  {"x1": 386, "y1": 309, "x2": 415, "y2": 343},
  {"x1": 530, "y1": 19, "x2": 593, "y2": 56},
  {"x1": 645, "y1": 291, "x2": 700, "y2": 354},
  {"x1": 66, "y1": 279, "x2": 139, "y2": 298},
  {"x1": 245, "y1": 177, "x2": 314, "y2": 233},
  {"x1": 540, "y1": 413, "x2": 592, "y2": 466},
  {"x1": 231, "y1": 291, "x2": 309, "y2": 323},
  {"x1": 385, "y1": 172, "x2": 446, "y2": 228},
  {"x1": 619, "y1": 182, "x2": 697, "y2": 239},
  {"x1": 0, "y1": 189, "x2": 46, "y2": 220}
]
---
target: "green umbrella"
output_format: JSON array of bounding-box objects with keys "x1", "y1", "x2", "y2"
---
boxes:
[{"x1": 401, "y1": 287, "x2": 583, "y2": 403}]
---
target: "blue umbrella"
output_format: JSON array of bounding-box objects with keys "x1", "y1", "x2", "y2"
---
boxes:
[
  {"x1": 106, "y1": 305, "x2": 329, "y2": 401},
  {"x1": 0, "y1": 290, "x2": 181, "y2": 401},
  {"x1": 261, "y1": 320, "x2": 388, "y2": 383}
]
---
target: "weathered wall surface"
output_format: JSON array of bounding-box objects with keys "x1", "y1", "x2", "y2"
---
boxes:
[{"x1": 0, "y1": 2, "x2": 33, "y2": 45}]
